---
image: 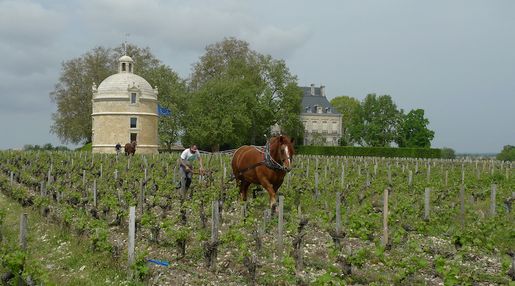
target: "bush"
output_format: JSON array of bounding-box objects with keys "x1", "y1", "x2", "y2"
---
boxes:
[
  {"x1": 441, "y1": 147, "x2": 456, "y2": 159},
  {"x1": 496, "y1": 145, "x2": 515, "y2": 161},
  {"x1": 296, "y1": 145, "x2": 442, "y2": 158},
  {"x1": 75, "y1": 143, "x2": 92, "y2": 151}
]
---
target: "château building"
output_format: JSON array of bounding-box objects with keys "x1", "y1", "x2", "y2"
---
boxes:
[{"x1": 300, "y1": 84, "x2": 342, "y2": 146}]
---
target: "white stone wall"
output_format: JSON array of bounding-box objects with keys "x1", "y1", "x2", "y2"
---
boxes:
[
  {"x1": 92, "y1": 98, "x2": 158, "y2": 154},
  {"x1": 301, "y1": 113, "x2": 342, "y2": 146}
]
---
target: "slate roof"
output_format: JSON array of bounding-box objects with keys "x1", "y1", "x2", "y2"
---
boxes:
[{"x1": 300, "y1": 86, "x2": 341, "y2": 115}]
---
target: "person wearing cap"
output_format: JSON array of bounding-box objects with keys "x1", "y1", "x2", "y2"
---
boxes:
[{"x1": 177, "y1": 144, "x2": 204, "y2": 192}]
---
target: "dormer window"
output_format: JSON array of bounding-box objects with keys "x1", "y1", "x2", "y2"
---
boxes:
[{"x1": 130, "y1": 92, "x2": 137, "y2": 104}]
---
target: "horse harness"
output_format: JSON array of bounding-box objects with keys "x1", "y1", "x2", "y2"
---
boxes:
[{"x1": 236, "y1": 141, "x2": 290, "y2": 178}]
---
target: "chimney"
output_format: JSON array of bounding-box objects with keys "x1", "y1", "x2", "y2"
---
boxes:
[
  {"x1": 310, "y1": 84, "x2": 315, "y2": 96},
  {"x1": 320, "y1": 85, "x2": 326, "y2": 97}
]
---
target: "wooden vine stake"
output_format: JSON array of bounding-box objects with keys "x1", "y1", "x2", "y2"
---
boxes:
[
  {"x1": 18, "y1": 213, "x2": 28, "y2": 286},
  {"x1": 93, "y1": 179, "x2": 97, "y2": 208},
  {"x1": 139, "y1": 181, "x2": 145, "y2": 215},
  {"x1": 211, "y1": 200, "x2": 219, "y2": 242},
  {"x1": 424, "y1": 188, "x2": 430, "y2": 221},
  {"x1": 19, "y1": 213, "x2": 28, "y2": 250},
  {"x1": 128, "y1": 206, "x2": 136, "y2": 278},
  {"x1": 10, "y1": 171, "x2": 13, "y2": 186},
  {"x1": 340, "y1": 164, "x2": 345, "y2": 189},
  {"x1": 277, "y1": 196, "x2": 284, "y2": 258},
  {"x1": 426, "y1": 164, "x2": 431, "y2": 184},
  {"x1": 459, "y1": 184, "x2": 465, "y2": 227},
  {"x1": 387, "y1": 164, "x2": 392, "y2": 185},
  {"x1": 382, "y1": 189, "x2": 389, "y2": 247},
  {"x1": 314, "y1": 172, "x2": 320, "y2": 199},
  {"x1": 490, "y1": 184, "x2": 496, "y2": 217},
  {"x1": 336, "y1": 192, "x2": 342, "y2": 238},
  {"x1": 41, "y1": 181, "x2": 47, "y2": 197}
]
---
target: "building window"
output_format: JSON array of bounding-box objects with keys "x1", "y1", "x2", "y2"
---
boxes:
[
  {"x1": 130, "y1": 93, "x2": 137, "y2": 104},
  {"x1": 332, "y1": 121, "x2": 337, "y2": 132},
  {"x1": 130, "y1": 133, "x2": 137, "y2": 142},
  {"x1": 122, "y1": 63, "x2": 126, "y2": 71},
  {"x1": 128, "y1": 63, "x2": 132, "y2": 72},
  {"x1": 130, "y1": 117, "x2": 137, "y2": 128}
]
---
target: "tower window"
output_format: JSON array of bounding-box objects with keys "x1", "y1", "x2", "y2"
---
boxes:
[
  {"x1": 122, "y1": 63, "x2": 126, "y2": 71},
  {"x1": 130, "y1": 93, "x2": 137, "y2": 104},
  {"x1": 130, "y1": 117, "x2": 137, "y2": 128},
  {"x1": 129, "y1": 63, "x2": 132, "y2": 72}
]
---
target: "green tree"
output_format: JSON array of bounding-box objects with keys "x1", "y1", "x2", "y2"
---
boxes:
[
  {"x1": 50, "y1": 44, "x2": 183, "y2": 146},
  {"x1": 50, "y1": 47, "x2": 112, "y2": 144},
  {"x1": 349, "y1": 94, "x2": 401, "y2": 147},
  {"x1": 396, "y1": 109, "x2": 435, "y2": 147},
  {"x1": 330, "y1": 95, "x2": 360, "y2": 145},
  {"x1": 496, "y1": 145, "x2": 515, "y2": 161},
  {"x1": 182, "y1": 78, "x2": 251, "y2": 151},
  {"x1": 187, "y1": 37, "x2": 303, "y2": 147},
  {"x1": 144, "y1": 65, "x2": 187, "y2": 151}
]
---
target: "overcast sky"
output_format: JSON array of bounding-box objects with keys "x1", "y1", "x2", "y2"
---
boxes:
[{"x1": 1, "y1": 0, "x2": 514, "y2": 153}]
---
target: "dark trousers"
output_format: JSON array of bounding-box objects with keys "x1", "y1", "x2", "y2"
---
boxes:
[{"x1": 179, "y1": 166, "x2": 192, "y2": 191}]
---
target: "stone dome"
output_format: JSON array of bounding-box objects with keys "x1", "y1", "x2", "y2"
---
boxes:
[
  {"x1": 94, "y1": 54, "x2": 157, "y2": 99},
  {"x1": 96, "y1": 73, "x2": 155, "y2": 98}
]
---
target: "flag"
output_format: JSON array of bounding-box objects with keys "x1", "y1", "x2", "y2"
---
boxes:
[{"x1": 158, "y1": 104, "x2": 171, "y2": 116}]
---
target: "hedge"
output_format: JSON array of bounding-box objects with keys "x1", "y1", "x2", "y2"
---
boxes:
[{"x1": 295, "y1": 145, "x2": 442, "y2": 158}]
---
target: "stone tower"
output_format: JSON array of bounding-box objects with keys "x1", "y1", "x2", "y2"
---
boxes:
[{"x1": 91, "y1": 55, "x2": 158, "y2": 154}]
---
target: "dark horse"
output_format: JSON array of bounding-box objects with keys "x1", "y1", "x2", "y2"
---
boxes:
[
  {"x1": 231, "y1": 135, "x2": 294, "y2": 211},
  {"x1": 124, "y1": 141, "x2": 137, "y2": 156}
]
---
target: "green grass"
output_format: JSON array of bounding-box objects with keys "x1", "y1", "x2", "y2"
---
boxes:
[{"x1": 0, "y1": 192, "x2": 131, "y2": 286}]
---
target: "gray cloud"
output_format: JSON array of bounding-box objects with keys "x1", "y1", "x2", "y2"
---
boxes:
[
  {"x1": 76, "y1": 0, "x2": 309, "y2": 56},
  {"x1": 0, "y1": 1, "x2": 66, "y2": 47},
  {"x1": 0, "y1": 0, "x2": 513, "y2": 152}
]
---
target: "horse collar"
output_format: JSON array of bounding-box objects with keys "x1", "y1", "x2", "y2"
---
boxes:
[{"x1": 264, "y1": 141, "x2": 290, "y2": 173}]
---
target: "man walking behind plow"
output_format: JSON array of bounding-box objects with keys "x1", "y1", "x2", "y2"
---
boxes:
[{"x1": 177, "y1": 144, "x2": 204, "y2": 198}]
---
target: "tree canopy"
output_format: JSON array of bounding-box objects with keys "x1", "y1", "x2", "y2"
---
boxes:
[
  {"x1": 330, "y1": 95, "x2": 360, "y2": 145},
  {"x1": 349, "y1": 94, "x2": 401, "y2": 147},
  {"x1": 496, "y1": 145, "x2": 515, "y2": 161},
  {"x1": 396, "y1": 109, "x2": 435, "y2": 148},
  {"x1": 184, "y1": 37, "x2": 303, "y2": 150}
]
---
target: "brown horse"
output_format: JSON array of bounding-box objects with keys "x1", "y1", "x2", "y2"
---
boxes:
[
  {"x1": 231, "y1": 135, "x2": 294, "y2": 211},
  {"x1": 124, "y1": 141, "x2": 137, "y2": 156}
]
